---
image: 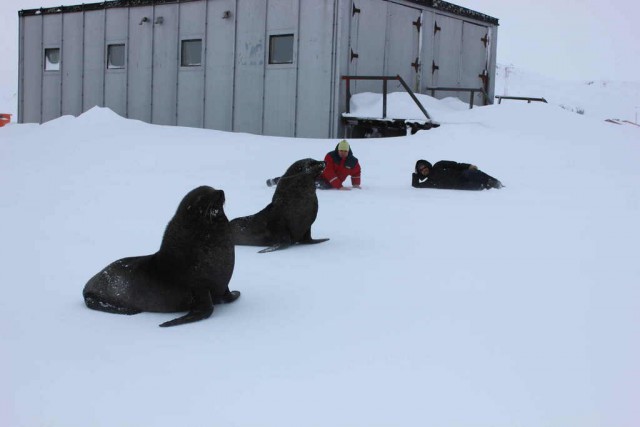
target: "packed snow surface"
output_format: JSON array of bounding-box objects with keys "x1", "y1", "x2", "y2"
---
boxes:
[{"x1": 1, "y1": 98, "x2": 638, "y2": 427}]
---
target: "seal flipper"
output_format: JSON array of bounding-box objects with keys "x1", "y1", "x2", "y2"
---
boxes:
[
  {"x1": 212, "y1": 290, "x2": 241, "y2": 304},
  {"x1": 84, "y1": 292, "x2": 142, "y2": 315},
  {"x1": 159, "y1": 288, "x2": 213, "y2": 327},
  {"x1": 300, "y1": 229, "x2": 329, "y2": 245},
  {"x1": 258, "y1": 243, "x2": 292, "y2": 253},
  {"x1": 300, "y1": 238, "x2": 329, "y2": 245}
]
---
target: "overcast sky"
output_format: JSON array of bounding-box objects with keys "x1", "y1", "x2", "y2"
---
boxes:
[
  {"x1": 453, "y1": 0, "x2": 640, "y2": 81},
  {"x1": 1, "y1": 0, "x2": 639, "y2": 86}
]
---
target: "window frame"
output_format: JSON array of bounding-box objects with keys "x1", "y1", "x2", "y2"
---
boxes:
[
  {"x1": 44, "y1": 47, "x2": 61, "y2": 71},
  {"x1": 180, "y1": 39, "x2": 203, "y2": 68},
  {"x1": 268, "y1": 33, "x2": 295, "y2": 65},
  {"x1": 106, "y1": 43, "x2": 126, "y2": 70}
]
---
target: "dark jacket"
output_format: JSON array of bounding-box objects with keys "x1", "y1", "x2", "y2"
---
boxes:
[
  {"x1": 321, "y1": 144, "x2": 361, "y2": 189},
  {"x1": 412, "y1": 159, "x2": 485, "y2": 190}
]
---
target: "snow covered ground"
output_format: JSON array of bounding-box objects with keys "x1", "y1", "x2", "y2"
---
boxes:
[
  {"x1": 2, "y1": 89, "x2": 639, "y2": 426},
  {"x1": 495, "y1": 63, "x2": 640, "y2": 123}
]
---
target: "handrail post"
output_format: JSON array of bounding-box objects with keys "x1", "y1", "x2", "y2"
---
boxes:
[
  {"x1": 396, "y1": 75, "x2": 431, "y2": 120},
  {"x1": 469, "y1": 90, "x2": 474, "y2": 109},
  {"x1": 345, "y1": 77, "x2": 352, "y2": 114},
  {"x1": 382, "y1": 78, "x2": 387, "y2": 119}
]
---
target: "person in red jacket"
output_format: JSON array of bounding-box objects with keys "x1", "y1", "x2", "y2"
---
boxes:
[
  {"x1": 266, "y1": 140, "x2": 362, "y2": 190},
  {"x1": 319, "y1": 139, "x2": 361, "y2": 190}
]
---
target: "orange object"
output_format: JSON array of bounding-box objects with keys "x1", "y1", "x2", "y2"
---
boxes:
[{"x1": 0, "y1": 113, "x2": 11, "y2": 127}]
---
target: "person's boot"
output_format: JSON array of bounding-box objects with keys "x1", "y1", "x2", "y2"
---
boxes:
[
  {"x1": 266, "y1": 177, "x2": 280, "y2": 187},
  {"x1": 486, "y1": 178, "x2": 503, "y2": 189}
]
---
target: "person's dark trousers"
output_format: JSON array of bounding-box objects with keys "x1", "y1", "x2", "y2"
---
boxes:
[
  {"x1": 267, "y1": 176, "x2": 333, "y2": 189},
  {"x1": 461, "y1": 169, "x2": 496, "y2": 190},
  {"x1": 315, "y1": 179, "x2": 333, "y2": 189}
]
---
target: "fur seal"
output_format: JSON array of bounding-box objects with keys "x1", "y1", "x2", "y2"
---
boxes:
[
  {"x1": 83, "y1": 186, "x2": 240, "y2": 327},
  {"x1": 230, "y1": 158, "x2": 329, "y2": 253}
]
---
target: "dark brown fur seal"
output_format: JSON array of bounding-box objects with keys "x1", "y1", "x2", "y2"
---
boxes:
[
  {"x1": 83, "y1": 186, "x2": 240, "y2": 327},
  {"x1": 230, "y1": 158, "x2": 329, "y2": 253}
]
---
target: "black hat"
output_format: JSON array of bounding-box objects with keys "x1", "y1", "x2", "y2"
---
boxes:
[{"x1": 415, "y1": 159, "x2": 432, "y2": 173}]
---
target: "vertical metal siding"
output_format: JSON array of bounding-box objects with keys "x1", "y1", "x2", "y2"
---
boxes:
[
  {"x1": 19, "y1": 0, "x2": 497, "y2": 137},
  {"x1": 384, "y1": 3, "x2": 421, "y2": 91},
  {"x1": 348, "y1": 0, "x2": 386, "y2": 93},
  {"x1": 263, "y1": 0, "x2": 298, "y2": 137},
  {"x1": 18, "y1": 15, "x2": 25, "y2": 123},
  {"x1": 21, "y1": 16, "x2": 43, "y2": 123},
  {"x1": 487, "y1": 26, "x2": 498, "y2": 101},
  {"x1": 333, "y1": 0, "x2": 351, "y2": 138},
  {"x1": 127, "y1": 6, "x2": 153, "y2": 122},
  {"x1": 432, "y1": 14, "x2": 462, "y2": 99},
  {"x1": 460, "y1": 21, "x2": 489, "y2": 105},
  {"x1": 151, "y1": 4, "x2": 179, "y2": 125},
  {"x1": 83, "y1": 10, "x2": 105, "y2": 112},
  {"x1": 177, "y1": 1, "x2": 206, "y2": 128},
  {"x1": 204, "y1": 0, "x2": 236, "y2": 131},
  {"x1": 233, "y1": 0, "x2": 266, "y2": 134},
  {"x1": 42, "y1": 14, "x2": 63, "y2": 123},
  {"x1": 104, "y1": 8, "x2": 128, "y2": 117},
  {"x1": 61, "y1": 12, "x2": 83, "y2": 116},
  {"x1": 296, "y1": 0, "x2": 335, "y2": 138},
  {"x1": 419, "y1": 10, "x2": 435, "y2": 90}
]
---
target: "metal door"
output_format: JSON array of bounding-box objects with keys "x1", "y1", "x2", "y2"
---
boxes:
[
  {"x1": 460, "y1": 22, "x2": 489, "y2": 105},
  {"x1": 384, "y1": 2, "x2": 422, "y2": 92},
  {"x1": 431, "y1": 13, "x2": 462, "y2": 100},
  {"x1": 348, "y1": 0, "x2": 386, "y2": 93}
]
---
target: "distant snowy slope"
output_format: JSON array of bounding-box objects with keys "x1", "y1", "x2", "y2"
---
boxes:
[{"x1": 495, "y1": 63, "x2": 640, "y2": 123}]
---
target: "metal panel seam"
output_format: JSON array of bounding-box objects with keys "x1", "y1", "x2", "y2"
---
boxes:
[
  {"x1": 151, "y1": 4, "x2": 156, "y2": 122},
  {"x1": 60, "y1": 13, "x2": 64, "y2": 116},
  {"x1": 102, "y1": 10, "x2": 107, "y2": 107},
  {"x1": 81, "y1": 11, "x2": 85, "y2": 112},
  {"x1": 329, "y1": 0, "x2": 340, "y2": 138},
  {"x1": 18, "y1": 16, "x2": 24, "y2": 123},
  {"x1": 261, "y1": 0, "x2": 269, "y2": 135},
  {"x1": 39, "y1": 15, "x2": 43, "y2": 123},
  {"x1": 293, "y1": 0, "x2": 300, "y2": 137},
  {"x1": 176, "y1": 3, "x2": 181, "y2": 125},
  {"x1": 231, "y1": 0, "x2": 238, "y2": 131},
  {"x1": 125, "y1": 7, "x2": 131, "y2": 117},
  {"x1": 201, "y1": 0, "x2": 209, "y2": 128}
]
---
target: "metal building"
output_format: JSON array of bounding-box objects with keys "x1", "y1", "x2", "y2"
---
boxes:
[{"x1": 18, "y1": 0, "x2": 498, "y2": 138}]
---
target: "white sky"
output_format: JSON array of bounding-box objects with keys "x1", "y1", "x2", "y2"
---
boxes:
[
  {"x1": 1, "y1": 0, "x2": 639, "y2": 114},
  {"x1": 453, "y1": 0, "x2": 640, "y2": 81}
]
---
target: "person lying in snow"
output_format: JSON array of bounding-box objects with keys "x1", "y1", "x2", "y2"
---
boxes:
[
  {"x1": 412, "y1": 159, "x2": 503, "y2": 190},
  {"x1": 267, "y1": 139, "x2": 362, "y2": 191}
]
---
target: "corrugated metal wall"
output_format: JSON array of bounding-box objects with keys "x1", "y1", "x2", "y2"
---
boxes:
[
  {"x1": 18, "y1": 0, "x2": 497, "y2": 137},
  {"x1": 19, "y1": 0, "x2": 338, "y2": 137},
  {"x1": 346, "y1": 0, "x2": 496, "y2": 107}
]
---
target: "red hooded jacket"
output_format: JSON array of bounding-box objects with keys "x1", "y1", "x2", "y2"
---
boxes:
[{"x1": 320, "y1": 146, "x2": 361, "y2": 189}]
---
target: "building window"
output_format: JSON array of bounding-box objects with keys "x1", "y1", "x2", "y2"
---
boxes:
[
  {"x1": 44, "y1": 48, "x2": 60, "y2": 71},
  {"x1": 181, "y1": 39, "x2": 202, "y2": 67},
  {"x1": 269, "y1": 34, "x2": 294, "y2": 64},
  {"x1": 107, "y1": 44, "x2": 125, "y2": 69}
]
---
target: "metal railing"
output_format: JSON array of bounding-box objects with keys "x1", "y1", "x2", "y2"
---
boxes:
[
  {"x1": 341, "y1": 75, "x2": 432, "y2": 120},
  {"x1": 495, "y1": 95, "x2": 548, "y2": 104},
  {"x1": 425, "y1": 86, "x2": 488, "y2": 109}
]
